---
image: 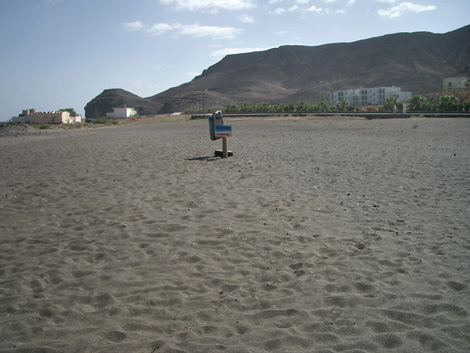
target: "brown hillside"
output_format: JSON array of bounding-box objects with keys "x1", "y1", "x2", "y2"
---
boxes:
[{"x1": 85, "y1": 25, "x2": 470, "y2": 117}]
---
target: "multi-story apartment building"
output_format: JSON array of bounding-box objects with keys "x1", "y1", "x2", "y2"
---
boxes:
[{"x1": 330, "y1": 87, "x2": 412, "y2": 106}]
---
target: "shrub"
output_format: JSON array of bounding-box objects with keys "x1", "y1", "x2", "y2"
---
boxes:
[{"x1": 93, "y1": 117, "x2": 119, "y2": 125}]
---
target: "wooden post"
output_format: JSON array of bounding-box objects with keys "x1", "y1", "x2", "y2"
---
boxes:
[{"x1": 222, "y1": 136, "x2": 228, "y2": 158}]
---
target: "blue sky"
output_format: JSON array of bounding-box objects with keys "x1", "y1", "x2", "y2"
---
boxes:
[{"x1": 0, "y1": 0, "x2": 468, "y2": 121}]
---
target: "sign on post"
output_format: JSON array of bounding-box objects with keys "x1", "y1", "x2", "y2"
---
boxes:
[{"x1": 215, "y1": 125, "x2": 232, "y2": 137}]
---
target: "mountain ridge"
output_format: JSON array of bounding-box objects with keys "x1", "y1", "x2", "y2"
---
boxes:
[{"x1": 85, "y1": 25, "x2": 470, "y2": 118}]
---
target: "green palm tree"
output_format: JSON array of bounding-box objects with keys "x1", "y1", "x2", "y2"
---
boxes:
[
  {"x1": 337, "y1": 100, "x2": 349, "y2": 112},
  {"x1": 384, "y1": 96, "x2": 398, "y2": 112},
  {"x1": 408, "y1": 95, "x2": 426, "y2": 111},
  {"x1": 439, "y1": 95, "x2": 458, "y2": 111},
  {"x1": 319, "y1": 101, "x2": 330, "y2": 112}
]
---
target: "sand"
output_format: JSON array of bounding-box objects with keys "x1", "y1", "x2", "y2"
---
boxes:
[{"x1": 0, "y1": 117, "x2": 469, "y2": 353}]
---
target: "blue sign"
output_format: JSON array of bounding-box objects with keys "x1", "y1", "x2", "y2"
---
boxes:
[
  {"x1": 215, "y1": 125, "x2": 232, "y2": 137},
  {"x1": 215, "y1": 125, "x2": 232, "y2": 132}
]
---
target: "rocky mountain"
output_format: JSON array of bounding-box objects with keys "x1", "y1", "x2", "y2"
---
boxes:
[{"x1": 85, "y1": 25, "x2": 470, "y2": 118}]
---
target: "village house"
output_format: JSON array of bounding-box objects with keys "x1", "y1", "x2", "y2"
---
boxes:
[
  {"x1": 11, "y1": 109, "x2": 82, "y2": 124},
  {"x1": 105, "y1": 106, "x2": 137, "y2": 118},
  {"x1": 442, "y1": 77, "x2": 470, "y2": 101}
]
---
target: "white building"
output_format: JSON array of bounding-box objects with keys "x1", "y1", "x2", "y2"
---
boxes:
[
  {"x1": 106, "y1": 107, "x2": 137, "y2": 118},
  {"x1": 442, "y1": 77, "x2": 468, "y2": 89},
  {"x1": 330, "y1": 87, "x2": 412, "y2": 106},
  {"x1": 442, "y1": 77, "x2": 470, "y2": 101},
  {"x1": 11, "y1": 109, "x2": 82, "y2": 124}
]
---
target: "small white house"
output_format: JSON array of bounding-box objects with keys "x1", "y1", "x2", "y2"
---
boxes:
[
  {"x1": 442, "y1": 77, "x2": 468, "y2": 89},
  {"x1": 106, "y1": 107, "x2": 137, "y2": 118}
]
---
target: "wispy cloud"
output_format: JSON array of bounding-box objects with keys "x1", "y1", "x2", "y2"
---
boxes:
[
  {"x1": 237, "y1": 14, "x2": 255, "y2": 23},
  {"x1": 179, "y1": 23, "x2": 242, "y2": 39},
  {"x1": 160, "y1": 0, "x2": 256, "y2": 11},
  {"x1": 147, "y1": 23, "x2": 181, "y2": 36},
  {"x1": 271, "y1": 7, "x2": 286, "y2": 14},
  {"x1": 123, "y1": 21, "x2": 145, "y2": 31},
  {"x1": 378, "y1": 2, "x2": 436, "y2": 18},
  {"x1": 123, "y1": 21, "x2": 242, "y2": 40},
  {"x1": 269, "y1": 0, "x2": 356, "y2": 16},
  {"x1": 44, "y1": 0, "x2": 62, "y2": 5}
]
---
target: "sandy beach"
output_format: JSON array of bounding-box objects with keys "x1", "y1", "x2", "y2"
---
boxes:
[{"x1": 0, "y1": 117, "x2": 469, "y2": 352}]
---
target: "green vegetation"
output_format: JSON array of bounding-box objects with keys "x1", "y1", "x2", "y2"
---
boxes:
[
  {"x1": 37, "y1": 124, "x2": 50, "y2": 129},
  {"x1": 61, "y1": 123, "x2": 83, "y2": 129},
  {"x1": 185, "y1": 93, "x2": 470, "y2": 115},
  {"x1": 336, "y1": 100, "x2": 349, "y2": 111},
  {"x1": 59, "y1": 108, "x2": 78, "y2": 116},
  {"x1": 92, "y1": 117, "x2": 119, "y2": 125},
  {"x1": 186, "y1": 101, "x2": 346, "y2": 114},
  {"x1": 408, "y1": 95, "x2": 469, "y2": 112}
]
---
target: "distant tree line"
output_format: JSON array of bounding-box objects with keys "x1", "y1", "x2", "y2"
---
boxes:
[
  {"x1": 406, "y1": 95, "x2": 469, "y2": 112},
  {"x1": 186, "y1": 94, "x2": 470, "y2": 114},
  {"x1": 223, "y1": 101, "x2": 336, "y2": 113}
]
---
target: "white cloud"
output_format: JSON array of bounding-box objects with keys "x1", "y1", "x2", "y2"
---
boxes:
[
  {"x1": 306, "y1": 5, "x2": 323, "y2": 13},
  {"x1": 378, "y1": 2, "x2": 436, "y2": 18},
  {"x1": 125, "y1": 21, "x2": 242, "y2": 40},
  {"x1": 347, "y1": 0, "x2": 356, "y2": 5},
  {"x1": 123, "y1": 21, "x2": 145, "y2": 31},
  {"x1": 296, "y1": 0, "x2": 309, "y2": 4},
  {"x1": 289, "y1": 5, "x2": 299, "y2": 11},
  {"x1": 322, "y1": 0, "x2": 336, "y2": 3},
  {"x1": 269, "y1": 0, "x2": 282, "y2": 4},
  {"x1": 146, "y1": 23, "x2": 180, "y2": 35},
  {"x1": 211, "y1": 47, "x2": 269, "y2": 57},
  {"x1": 124, "y1": 21, "x2": 241, "y2": 39},
  {"x1": 237, "y1": 14, "x2": 255, "y2": 23},
  {"x1": 272, "y1": 7, "x2": 286, "y2": 14},
  {"x1": 178, "y1": 23, "x2": 242, "y2": 39},
  {"x1": 160, "y1": 0, "x2": 256, "y2": 11}
]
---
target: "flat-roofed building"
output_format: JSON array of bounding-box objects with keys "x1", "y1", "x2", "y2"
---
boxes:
[
  {"x1": 330, "y1": 87, "x2": 411, "y2": 106},
  {"x1": 442, "y1": 77, "x2": 470, "y2": 100},
  {"x1": 106, "y1": 107, "x2": 137, "y2": 118},
  {"x1": 11, "y1": 109, "x2": 82, "y2": 124}
]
